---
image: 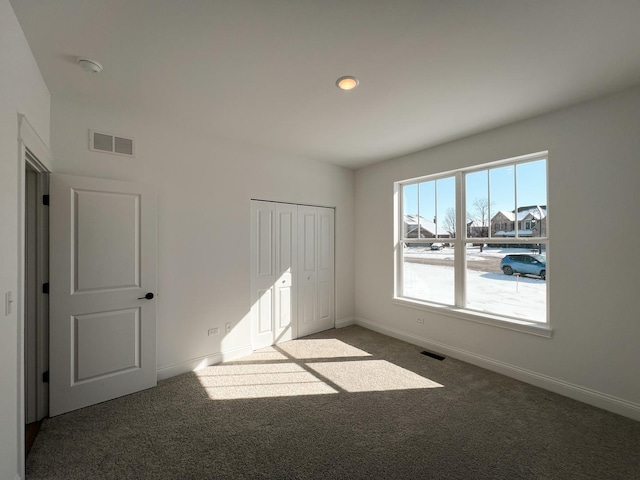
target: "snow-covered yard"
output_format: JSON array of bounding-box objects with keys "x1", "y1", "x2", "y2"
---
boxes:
[{"x1": 402, "y1": 246, "x2": 546, "y2": 322}]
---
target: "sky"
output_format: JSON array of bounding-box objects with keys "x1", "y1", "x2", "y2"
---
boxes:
[{"x1": 403, "y1": 159, "x2": 547, "y2": 229}]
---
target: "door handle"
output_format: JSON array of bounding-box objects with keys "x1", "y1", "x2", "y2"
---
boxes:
[{"x1": 138, "y1": 292, "x2": 154, "y2": 300}]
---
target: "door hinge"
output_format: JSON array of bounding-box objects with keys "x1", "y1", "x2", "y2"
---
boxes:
[
  {"x1": 42, "y1": 371, "x2": 49, "y2": 383},
  {"x1": 42, "y1": 283, "x2": 49, "y2": 294},
  {"x1": 42, "y1": 194, "x2": 50, "y2": 206}
]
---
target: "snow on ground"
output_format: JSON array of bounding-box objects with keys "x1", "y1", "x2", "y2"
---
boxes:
[{"x1": 403, "y1": 248, "x2": 546, "y2": 322}]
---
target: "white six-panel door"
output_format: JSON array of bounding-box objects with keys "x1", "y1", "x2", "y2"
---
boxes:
[
  {"x1": 49, "y1": 174, "x2": 157, "y2": 416},
  {"x1": 251, "y1": 201, "x2": 333, "y2": 348}
]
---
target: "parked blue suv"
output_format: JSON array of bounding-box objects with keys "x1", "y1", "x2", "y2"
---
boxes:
[{"x1": 500, "y1": 254, "x2": 546, "y2": 280}]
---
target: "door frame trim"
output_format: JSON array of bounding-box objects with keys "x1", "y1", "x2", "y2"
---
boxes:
[
  {"x1": 17, "y1": 114, "x2": 52, "y2": 476},
  {"x1": 251, "y1": 198, "x2": 335, "y2": 209}
]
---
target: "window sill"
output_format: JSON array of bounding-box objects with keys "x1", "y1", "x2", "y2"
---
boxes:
[{"x1": 393, "y1": 297, "x2": 553, "y2": 338}]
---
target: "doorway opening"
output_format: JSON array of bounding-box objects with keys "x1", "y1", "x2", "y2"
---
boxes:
[{"x1": 23, "y1": 149, "x2": 50, "y2": 457}]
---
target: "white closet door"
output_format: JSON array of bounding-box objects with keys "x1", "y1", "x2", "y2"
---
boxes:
[
  {"x1": 297, "y1": 206, "x2": 334, "y2": 337},
  {"x1": 251, "y1": 202, "x2": 276, "y2": 350},
  {"x1": 297, "y1": 206, "x2": 317, "y2": 337},
  {"x1": 274, "y1": 203, "x2": 297, "y2": 343},
  {"x1": 250, "y1": 201, "x2": 298, "y2": 349},
  {"x1": 316, "y1": 207, "x2": 335, "y2": 331}
]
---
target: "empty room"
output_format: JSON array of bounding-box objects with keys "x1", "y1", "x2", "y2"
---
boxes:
[{"x1": 2, "y1": 1, "x2": 640, "y2": 479}]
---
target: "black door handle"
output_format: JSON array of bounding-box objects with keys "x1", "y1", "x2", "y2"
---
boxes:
[{"x1": 138, "y1": 292, "x2": 154, "y2": 300}]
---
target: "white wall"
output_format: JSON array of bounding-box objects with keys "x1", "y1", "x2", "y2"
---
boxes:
[
  {"x1": 50, "y1": 97, "x2": 355, "y2": 375},
  {"x1": 0, "y1": 0, "x2": 51, "y2": 478},
  {"x1": 354, "y1": 85, "x2": 640, "y2": 419}
]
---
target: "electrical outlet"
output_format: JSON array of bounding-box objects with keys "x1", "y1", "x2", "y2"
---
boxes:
[
  {"x1": 416, "y1": 317, "x2": 425, "y2": 324},
  {"x1": 208, "y1": 327, "x2": 219, "y2": 336},
  {"x1": 225, "y1": 322, "x2": 232, "y2": 333}
]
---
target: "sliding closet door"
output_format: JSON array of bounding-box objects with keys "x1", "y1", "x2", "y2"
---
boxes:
[
  {"x1": 297, "y1": 206, "x2": 334, "y2": 338},
  {"x1": 250, "y1": 201, "x2": 297, "y2": 349}
]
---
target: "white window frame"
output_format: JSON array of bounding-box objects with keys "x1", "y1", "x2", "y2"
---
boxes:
[{"x1": 394, "y1": 151, "x2": 551, "y2": 337}]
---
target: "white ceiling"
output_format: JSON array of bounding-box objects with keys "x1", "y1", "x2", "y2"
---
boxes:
[{"x1": 11, "y1": 0, "x2": 640, "y2": 169}]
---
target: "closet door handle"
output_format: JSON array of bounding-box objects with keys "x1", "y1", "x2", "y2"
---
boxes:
[{"x1": 138, "y1": 292, "x2": 154, "y2": 300}]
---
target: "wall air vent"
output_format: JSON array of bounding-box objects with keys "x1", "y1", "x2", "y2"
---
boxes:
[{"x1": 89, "y1": 130, "x2": 135, "y2": 157}]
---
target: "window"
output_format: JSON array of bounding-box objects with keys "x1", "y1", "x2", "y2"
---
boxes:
[{"x1": 395, "y1": 152, "x2": 548, "y2": 331}]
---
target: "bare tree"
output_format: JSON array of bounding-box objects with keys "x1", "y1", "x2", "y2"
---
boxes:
[
  {"x1": 469, "y1": 197, "x2": 493, "y2": 237},
  {"x1": 443, "y1": 207, "x2": 456, "y2": 237},
  {"x1": 468, "y1": 198, "x2": 495, "y2": 252}
]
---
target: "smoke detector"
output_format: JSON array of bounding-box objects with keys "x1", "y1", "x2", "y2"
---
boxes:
[{"x1": 77, "y1": 57, "x2": 103, "y2": 74}]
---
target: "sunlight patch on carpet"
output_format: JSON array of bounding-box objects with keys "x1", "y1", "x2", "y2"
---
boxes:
[
  {"x1": 195, "y1": 362, "x2": 337, "y2": 400},
  {"x1": 276, "y1": 338, "x2": 372, "y2": 360},
  {"x1": 307, "y1": 360, "x2": 443, "y2": 393},
  {"x1": 230, "y1": 347, "x2": 289, "y2": 362},
  {"x1": 194, "y1": 338, "x2": 441, "y2": 400}
]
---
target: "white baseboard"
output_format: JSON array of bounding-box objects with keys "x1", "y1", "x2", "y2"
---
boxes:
[
  {"x1": 335, "y1": 317, "x2": 355, "y2": 328},
  {"x1": 353, "y1": 317, "x2": 640, "y2": 422},
  {"x1": 157, "y1": 345, "x2": 253, "y2": 381}
]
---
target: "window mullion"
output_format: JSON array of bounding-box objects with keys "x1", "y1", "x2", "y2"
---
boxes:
[
  {"x1": 455, "y1": 172, "x2": 466, "y2": 308},
  {"x1": 433, "y1": 181, "x2": 436, "y2": 238},
  {"x1": 396, "y1": 183, "x2": 402, "y2": 298},
  {"x1": 487, "y1": 170, "x2": 491, "y2": 239},
  {"x1": 417, "y1": 182, "x2": 420, "y2": 239},
  {"x1": 514, "y1": 164, "x2": 519, "y2": 239}
]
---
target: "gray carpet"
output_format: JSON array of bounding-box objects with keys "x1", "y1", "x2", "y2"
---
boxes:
[{"x1": 26, "y1": 326, "x2": 640, "y2": 479}]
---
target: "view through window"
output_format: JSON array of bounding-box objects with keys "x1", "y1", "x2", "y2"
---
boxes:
[{"x1": 398, "y1": 153, "x2": 548, "y2": 324}]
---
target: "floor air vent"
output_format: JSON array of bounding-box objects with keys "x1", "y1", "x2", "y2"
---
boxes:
[
  {"x1": 421, "y1": 350, "x2": 446, "y2": 361},
  {"x1": 89, "y1": 130, "x2": 135, "y2": 157}
]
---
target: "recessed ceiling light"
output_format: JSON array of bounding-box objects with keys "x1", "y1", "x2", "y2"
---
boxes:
[
  {"x1": 77, "y1": 57, "x2": 103, "y2": 74},
  {"x1": 336, "y1": 76, "x2": 359, "y2": 91}
]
